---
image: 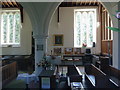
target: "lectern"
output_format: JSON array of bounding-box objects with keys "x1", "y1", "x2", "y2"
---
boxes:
[{"x1": 38, "y1": 70, "x2": 56, "y2": 89}]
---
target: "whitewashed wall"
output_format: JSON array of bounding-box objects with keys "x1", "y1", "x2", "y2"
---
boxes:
[
  {"x1": 47, "y1": 7, "x2": 101, "y2": 55},
  {"x1": 1, "y1": 10, "x2": 32, "y2": 55}
]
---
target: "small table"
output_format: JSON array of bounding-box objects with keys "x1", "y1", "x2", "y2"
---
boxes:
[
  {"x1": 17, "y1": 73, "x2": 37, "y2": 88},
  {"x1": 71, "y1": 82, "x2": 84, "y2": 90}
]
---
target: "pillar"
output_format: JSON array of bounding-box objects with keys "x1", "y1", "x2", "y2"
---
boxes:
[
  {"x1": 118, "y1": 1, "x2": 120, "y2": 69},
  {"x1": 113, "y1": 2, "x2": 120, "y2": 69},
  {"x1": 33, "y1": 34, "x2": 48, "y2": 76}
]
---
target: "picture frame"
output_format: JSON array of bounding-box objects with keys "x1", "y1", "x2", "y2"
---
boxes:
[
  {"x1": 64, "y1": 48, "x2": 73, "y2": 54},
  {"x1": 53, "y1": 48, "x2": 62, "y2": 55},
  {"x1": 74, "y1": 48, "x2": 81, "y2": 54},
  {"x1": 54, "y1": 34, "x2": 63, "y2": 46}
]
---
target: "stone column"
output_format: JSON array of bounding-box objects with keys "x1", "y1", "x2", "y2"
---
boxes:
[
  {"x1": 118, "y1": 1, "x2": 120, "y2": 69},
  {"x1": 33, "y1": 34, "x2": 48, "y2": 76},
  {"x1": 113, "y1": 2, "x2": 120, "y2": 69}
]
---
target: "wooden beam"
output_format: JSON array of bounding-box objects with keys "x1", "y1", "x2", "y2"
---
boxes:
[
  {"x1": 11, "y1": 1, "x2": 16, "y2": 7},
  {"x1": 20, "y1": 6, "x2": 23, "y2": 23},
  {"x1": 4, "y1": 1, "x2": 10, "y2": 7},
  {"x1": 59, "y1": 1, "x2": 100, "y2": 7},
  {"x1": 94, "y1": 0, "x2": 97, "y2": 5},
  {"x1": 89, "y1": 0, "x2": 92, "y2": 5},
  {"x1": 57, "y1": 6, "x2": 59, "y2": 23},
  {"x1": 2, "y1": 2, "x2": 6, "y2": 7},
  {"x1": 8, "y1": 0, "x2": 14, "y2": 7},
  {"x1": 13, "y1": 1, "x2": 18, "y2": 7},
  {"x1": 85, "y1": 0, "x2": 87, "y2": 5},
  {"x1": 80, "y1": 1, "x2": 83, "y2": 5}
]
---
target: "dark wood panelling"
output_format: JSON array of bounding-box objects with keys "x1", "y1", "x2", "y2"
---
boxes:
[
  {"x1": 106, "y1": 12, "x2": 108, "y2": 40},
  {"x1": 101, "y1": 40, "x2": 112, "y2": 55},
  {"x1": 2, "y1": 61, "x2": 17, "y2": 87},
  {"x1": 101, "y1": 6, "x2": 113, "y2": 55}
]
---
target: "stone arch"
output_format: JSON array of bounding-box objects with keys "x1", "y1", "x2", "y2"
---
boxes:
[{"x1": 20, "y1": 2, "x2": 61, "y2": 36}]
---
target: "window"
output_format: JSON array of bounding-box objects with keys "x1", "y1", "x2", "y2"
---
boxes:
[
  {"x1": 74, "y1": 9, "x2": 97, "y2": 47},
  {"x1": 1, "y1": 9, "x2": 21, "y2": 47}
]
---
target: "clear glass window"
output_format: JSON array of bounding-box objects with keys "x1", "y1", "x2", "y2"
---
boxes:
[
  {"x1": 1, "y1": 10, "x2": 21, "y2": 47},
  {"x1": 74, "y1": 9, "x2": 97, "y2": 47}
]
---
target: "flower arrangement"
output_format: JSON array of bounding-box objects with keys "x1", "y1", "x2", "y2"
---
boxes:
[
  {"x1": 82, "y1": 43, "x2": 87, "y2": 48},
  {"x1": 37, "y1": 54, "x2": 51, "y2": 69}
]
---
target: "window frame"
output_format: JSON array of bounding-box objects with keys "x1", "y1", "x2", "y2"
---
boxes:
[
  {"x1": 74, "y1": 7, "x2": 97, "y2": 48},
  {"x1": 1, "y1": 8, "x2": 21, "y2": 47}
]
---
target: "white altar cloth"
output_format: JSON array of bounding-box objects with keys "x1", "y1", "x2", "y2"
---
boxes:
[{"x1": 17, "y1": 73, "x2": 37, "y2": 84}]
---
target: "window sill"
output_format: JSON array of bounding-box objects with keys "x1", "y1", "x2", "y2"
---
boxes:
[{"x1": 1, "y1": 45, "x2": 21, "y2": 48}]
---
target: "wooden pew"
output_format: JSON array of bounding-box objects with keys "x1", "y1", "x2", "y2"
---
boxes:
[
  {"x1": 99, "y1": 57, "x2": 120, "y2": 88},
  {"x1": 2, "y1": 61, "x2": 17, "y2": 87},
  {"x1": 105, "y1": 65, "x2": 120, "y2": 88},
  {"x1": 85, "y1": 64, "x2": 116, "y2": 88},
  {"x1": 67, "y1": 65, "x2": 82, "y2": 86}
]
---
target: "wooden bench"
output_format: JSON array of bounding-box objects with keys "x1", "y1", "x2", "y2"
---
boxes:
[
  {"x1": 67, "y1": 65, "x2": 82, "y2": 86},
  {"x1": 98, "y1": 57, "x2": 120, "y2": 88},
  {"x1": 105, "y1": 65, "x2": 120, "y2": 88},
  {"x1": 2, "y1": 61, "x2": 17, "y2": 87},
  {"x1": 85, "y1": 64, "x2": 116, "y2": 88}
]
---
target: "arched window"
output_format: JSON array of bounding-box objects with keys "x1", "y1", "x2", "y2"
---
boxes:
[{"x1": 74, "y1": 9, "x2": 97, "y2": 47}]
